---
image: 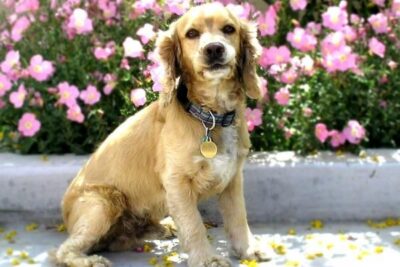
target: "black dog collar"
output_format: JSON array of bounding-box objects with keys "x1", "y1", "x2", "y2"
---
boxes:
[{"x1": 176, "y1": 83, "x2": 236, "y2": 128}]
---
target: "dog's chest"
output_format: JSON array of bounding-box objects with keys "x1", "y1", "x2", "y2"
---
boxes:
[{"x1": 208, "y1": 126, "x2": 239, "y2": 184}]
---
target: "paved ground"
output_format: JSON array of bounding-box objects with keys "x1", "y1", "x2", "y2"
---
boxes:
[{"x1": 1, "y1": 220, "x2": 400, "y2": 267}]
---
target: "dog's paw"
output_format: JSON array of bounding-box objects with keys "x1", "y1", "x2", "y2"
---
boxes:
[
  {"x1": 232, "y1": 239, "x2": 272, "y2": 262},
  {"x1": 160, "y1": 216, "x2": 178, "y2": 239},
  {"x1": 189, "y1": 254, "x2": 232, "y2": 267},
  {"x1": 83, "y1": 255, "x2": 112, "y2": 267},
  {"x1": 65, "y1": 255, "x2": 112, "y2": 267}
]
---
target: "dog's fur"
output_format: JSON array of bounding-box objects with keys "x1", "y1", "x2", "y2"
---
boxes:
[{"x1": 54, "y1": 3, "x2": 268, "y2": 267}]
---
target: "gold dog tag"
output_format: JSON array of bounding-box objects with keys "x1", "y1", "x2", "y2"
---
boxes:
[{"x1": 200, "y1": 140, "x2": 218, "y2": 159}]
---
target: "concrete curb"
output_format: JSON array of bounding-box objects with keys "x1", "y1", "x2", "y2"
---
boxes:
[{"x1": 1, "y1": 150, "x2": 400, "y2": 223}]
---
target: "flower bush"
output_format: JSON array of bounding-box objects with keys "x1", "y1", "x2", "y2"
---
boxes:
[{"x1": 0, "y1": 0, "x2": 400, "y2": 154}]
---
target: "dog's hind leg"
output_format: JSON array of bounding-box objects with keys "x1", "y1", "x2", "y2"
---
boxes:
[{"x1": 55, "y1": 186, "x2": 126, "y2": 267}]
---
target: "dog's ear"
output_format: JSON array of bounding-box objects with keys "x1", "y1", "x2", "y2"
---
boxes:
[
  {"x1": 238, "y1": 21, "x2": 263, "y2": 100},
  {"x1": 155, "y1": 22, "x2": 181, "y2": 106}
]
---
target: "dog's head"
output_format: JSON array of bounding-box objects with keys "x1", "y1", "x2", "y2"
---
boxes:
[{"x1": 156, "y1": 3, "x2": 263, "y2": 105}]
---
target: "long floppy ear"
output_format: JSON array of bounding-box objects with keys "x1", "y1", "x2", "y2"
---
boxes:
[
  {"x1": 239, "y1": 21, "x2": 263, "y2": 99},
  {"x1": 155, "y1": 22, "x2": 181, "y2": 106}
]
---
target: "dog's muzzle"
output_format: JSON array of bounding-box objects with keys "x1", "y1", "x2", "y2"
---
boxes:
[{"x1": 204, "y1": 42, "x2": 226, "y2": 68}]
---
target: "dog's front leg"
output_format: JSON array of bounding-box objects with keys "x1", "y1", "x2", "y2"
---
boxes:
[
  {"x1": 218, "y1": 165, "x2": 271, "y2": 262},
  {"x1": 165, "y1": 176, "x2": 231, "y2": 267}
]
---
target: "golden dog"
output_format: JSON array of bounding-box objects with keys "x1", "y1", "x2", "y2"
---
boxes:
[{"x1": 55, "y1": 3, "x2": 268, "y2": 267}]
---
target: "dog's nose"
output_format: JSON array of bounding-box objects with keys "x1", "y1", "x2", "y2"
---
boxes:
[{"x1": 204, "y1": 42, "x2": 225, "y2": 61}]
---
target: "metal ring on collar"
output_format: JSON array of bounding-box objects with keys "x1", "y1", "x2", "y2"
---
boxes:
[{"x1": 202, "y1": 111, "x2": 216, "y2": 130}]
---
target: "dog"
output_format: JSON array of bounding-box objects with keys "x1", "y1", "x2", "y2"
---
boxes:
[{"x1": 54, "y1": 3, "x2": 268, "y2": 267}]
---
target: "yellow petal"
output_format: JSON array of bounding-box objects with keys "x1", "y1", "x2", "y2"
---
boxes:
[
  {"x1": 310, "y1": 220, "x2": 324, "y2": 229},
  {"x1": 348, "y1": 243, "x2": 358, "y2": 250},
  {"x1": 27, "y1": 259, "x2": 36, "y2": 264},
  {"x1": 148, "y1": 257, "x2": 158, "y2": 265},
  {"x1": 143, "y1": 243, "x2": 153, "y2": 252},
  {"x1": 358, "y1": 150, "x2": 367, "y2": 159},
  {"x1": 57, "y1": 224, "x2": 66, "y2": 232},
  {"x1": 288, "y1": 228, "x2": 297, "y2": 235},
  {"x1": 11, "y1": 258, "x2": 20, "y2": 266},
  {"x1": 357, "y1": 250, "x2": 370, "y2": 260},
  {"x1": 285, "y1": 260, "x2": 300, "y2": 267},
  {"x1": 25, "y1": 223, "x2": 39, "y2": 232},
  {"x1": 19, "y1": 251, "x2": 29, "y2": 260},
  {"x1": 6, "y1": 248, "x2": 14, "y2": 256},
  {"x1": 374, "y1": 246, "x2": 384, "y2": 254}
]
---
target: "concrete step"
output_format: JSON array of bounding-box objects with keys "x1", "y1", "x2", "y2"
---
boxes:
[
  {"x1": 0, "y1": 149, "x2": 400, "y2": 223},
  {"x1": 1, "y1": 220, "x2": 400, "y2": 267}
]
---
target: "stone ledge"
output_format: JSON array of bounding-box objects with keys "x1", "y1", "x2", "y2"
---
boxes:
[{"x1": 0, "y1": 149, "x2": 399, "y2": 223}]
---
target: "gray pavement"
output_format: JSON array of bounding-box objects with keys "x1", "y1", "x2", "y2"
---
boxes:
[{"x1": 2, "y1": 220, "x2": 400, "y2": 266}]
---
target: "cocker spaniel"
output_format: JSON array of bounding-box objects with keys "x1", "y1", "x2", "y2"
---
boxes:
[{"x1": 54, "y1": 3, "x2": 268, "y2": 267}]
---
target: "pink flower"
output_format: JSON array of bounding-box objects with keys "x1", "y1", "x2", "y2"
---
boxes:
[
  {"x1": 259, "y1": 77, "x2": 268, "y2": 100},
  {"x1": 322, "y1": 45, "x2": 357, "y2": 72},
  {"x1": 339, "y1": 0, "x2": 348, "y2": 9},
  {"x1": 1, "y1": 50, "x2": 20, "y2": 74},
  {"x1": 80, "y1": 85, "x2": 101, "y2": 105},
  {"x1": 369, "y1": 37, "x2": 385, "y2": 58},
  {"x1": 100, "y1": 2, "x2": 117, "y2": 19},
  {"x1": 123, "y1": 37, "x2": 144, "y2": 58},
  {"x1": 321, "y1": 32, "x2": 346, "y2": 55},
  {"x1": 274, "y1": 87, "x2": 290, "y2": 106},
  {"x1": 257, "y1": 5, "x2": 277, "y2": 36},
  {"x1": 28, "y1": 55, "x2": 54, "y2": 81},
  {"x1": 226, "y1": 3, "x2": 254, "y2": 20},
  {"x1": 0, "y1": 99, "x2": 5, "y2": 109},
  {"x1": 132, "y1": 0, "x2": 156, "y2": 15},
  {"x1": 342, "y1": 120, "x2": 365, "y2": 144},
  {"x1": 303, "y1": 107, "x2": 313, "y2": 117},
  {"x1": 18, "y1": 112, "x2": 41, "y2": 137},
  {"x1": 306, "y1": 22, "x2": 322, "y2": 35},
  {"x1": 130, "y1": 88, "x2": 147, "y2": 107},
  {"x1": 373, "y1": 0, "x2": 385, "y2": 7},
  {"x1": 341, "y1": 26, "x2": 357, "y2": 42},
  {"x1": 94, "y1": 42, "x2": 115, "y2": 60},
  {"x1": 67, "y1": 9, "x2": 93, "y2": 35},
  {"x1": 94, "y1": 47, "x2": 111, "y2": 60},
  {"x1": 280, "y1": 69, "x2": 298, "y2": 84},
  {"x1": 148, "y1": 64, "x2": 164, "y2": 92},
  {"x1": 329, "y1": 130, "x2": 346, "y2": 148},
  {"x1": 287, "y1": 27, "x2": 317, "y2": 52},
  {"x1": 0, "y1": 73, "x2": 12, "y2": 96},
  {"x1": 300, "y1": 55, "x2": 315, "y2": 75},
  {"x1": 388, "y1": 60, "x2": 398, "y2": 70},
  {"x1": 57, "y1": 82, "x2": 79, "y2": 107},
  {"x1": 315, "y1": 123, "x2": 329, "y2": 143},
  {"x1": 103, "y1": 73, "x2": 117, "y2": 95},
  {"x1": 392, "y1": 0, "x2": 400, "y2": 17},
  {"x1": 11, "y1": 16, "x2": 31, "y2": 42},
  {"x1": 137, "y1": 23, "x2": 156, "y2": 44},
  {"x1": 245, "y1": 108, "x2": 263, "y2": 132},
  {"x1": 120, "y1": 58, "x2": 130, "y2": 70},
  {"x1": 15, "y1": 0, "x2": 40, "y2": 13},
  {"x1": 368, "y1": 13, "x2": 389, "y2": 34},
  {"x1": 67, "y1": 104, "x2": 85, "y2": 123},
  {"x1": 322, "y1": 6, "x2": 348, "y2": 31},
  {"x1": 290, "y1": 0, "x2": 307, "y2": 11},
  {"x1": 350, "y1": 14, "x2": 361, "y2": 25},
  {"x1": 165, "y1": 0, "x2": 190, "y2": 15},
  {"x1": 259, "y1": 46, "x2": 291, "y2": 67},
  {"x1": 9, "y1": 83, "x2": 27, "y2": 108}
]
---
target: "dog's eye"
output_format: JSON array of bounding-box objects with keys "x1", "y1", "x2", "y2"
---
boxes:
[
  {"x1": 222, "y1": 25, "x2": 235, "y2": 34},
  {"x1": 186, "y1": 29, "x2": 200, "y2": 39}
]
